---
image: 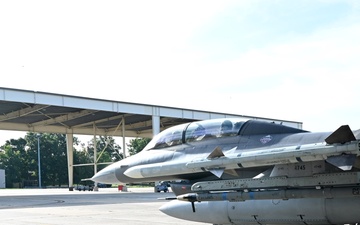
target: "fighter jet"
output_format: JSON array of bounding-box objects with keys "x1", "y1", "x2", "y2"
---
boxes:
[{"x1": 92, "y1": 118, "x2": 360, "y2": 225}]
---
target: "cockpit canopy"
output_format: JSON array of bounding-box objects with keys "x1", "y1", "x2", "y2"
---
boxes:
[{"x1": 143, "y1": 118, "x2": 246, "y2": 151}]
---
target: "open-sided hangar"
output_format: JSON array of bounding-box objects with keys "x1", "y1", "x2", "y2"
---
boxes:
[{"x1": 0, "y1": 87, "x2": 302, "y2": 189}]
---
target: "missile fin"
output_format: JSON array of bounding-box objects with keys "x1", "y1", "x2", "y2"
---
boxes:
[
  {"x1": 254, "y1": 168, "x2": 273, "y2": 179},
  {"x1": 224, "y1": 147, "x2": 237, "y2": 156},
  {"x1": 191, "y1": 202, "x2": 196, "y2": 213},
  {"x1": 326, "y1": 154, "x2": 356, "y2": 171},
  {"x1": 209, "y1": 168, "x2": 224, "y2": 178},
  {"x1": 325, "y1": 125, "x2": 356, "y2": 144},
  {"x1": 207, "y1": 146, "x2": 225, "y2": 159},
  {"x1": 224, "y1": 169, "x2": 238, "y2": 177}
]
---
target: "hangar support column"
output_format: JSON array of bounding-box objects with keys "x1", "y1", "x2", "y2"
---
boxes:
[
  {"x1": 66, "y1": 133, "x2": 74, "y2": 191},
  {"x1": 122, "y1": 116, "x2": 126, "y2": 158},
  {"x1": 93, "y1": 125, "x2": 99, "y2": 191},
  {"x1": 152, "y1": 115, "x2": 160, "y2": 136},
  {"x1": 152, "y1": 115, "x2": 161, "y2": 191}
]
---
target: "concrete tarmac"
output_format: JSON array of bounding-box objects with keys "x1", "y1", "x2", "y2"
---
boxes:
[{"x1": 0, "y1": 187, "x2": 208, "y2": 225}]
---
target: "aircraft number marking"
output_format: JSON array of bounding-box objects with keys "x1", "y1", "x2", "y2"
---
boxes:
[{"x1": 294, "y1": 165, "x2": 306, "y2": 170}]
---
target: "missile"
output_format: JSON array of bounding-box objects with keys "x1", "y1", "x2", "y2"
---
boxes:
[
  {"x1": 186, "y1": 141, "x2": 360, "y2": 170},
  {"x1": 124, "y1": 161, "x2": 189, "y2": 179},
  {"x1": 159, "y1": 197, "x2": 360, "y2": 224},
  {"x1": 176, "y1": 186, "x2": 360, "y2": 202},
  {"x1": 124, "y1": 141, "x2": 359, "y2": 179}
]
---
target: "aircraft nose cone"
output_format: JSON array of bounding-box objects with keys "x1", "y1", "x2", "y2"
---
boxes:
[
  {"x1": 91, "y1": 163, "x2": 119, "y2": 184},
  {"x1": 159, "y1": 200, "x2": 230, "y2": 224},
  {"x1": 159, "y1": 200, "x2": 206, "y2": 223}
]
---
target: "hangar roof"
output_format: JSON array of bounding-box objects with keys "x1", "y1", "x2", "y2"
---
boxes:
[{"x1": 0, "y1": 87, "x2": 302, "y2": 138}]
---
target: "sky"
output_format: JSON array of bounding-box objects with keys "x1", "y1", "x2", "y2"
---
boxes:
[{"x1": 1, "y1": 0, "x2": 360, "y2": 145}]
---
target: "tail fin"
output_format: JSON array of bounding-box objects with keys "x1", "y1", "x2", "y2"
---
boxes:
[
  {"x1": 325, "y1": 125, "x2": 356, "y2": 144},
  {"x1": 326, "y1": 154, "x2": 356, "y2": 171}
]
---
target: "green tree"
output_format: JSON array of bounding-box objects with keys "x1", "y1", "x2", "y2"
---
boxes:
[
  {"x1": 24, "y1": 133, "x2": 81, "y2": 187},
  {"x1": 0, "y1": 138, "x2": 30, "y2": 187},
  {"x1": 127, "y1": 138, "x2": 151, "y2": 156},
  {"x1": 77, "y1": 136, "x2": 124, "y2": 178},
  {"x1": 0, "y1": 133, "x2": 91, "y2": 187},
  {"x1": 86, "y1": 136, "x2": 123, "y2": 164},
  {"x1": 0, "y1": 133, "x2": 124, "y2": 188},
  {"x1": 73, "y1": 148, "x2": 94, "y2": 184}
]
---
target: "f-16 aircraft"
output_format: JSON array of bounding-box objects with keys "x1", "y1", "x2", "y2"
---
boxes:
[{"x1": 92, "y1": 118, "x2": 360, "y2": 225}]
